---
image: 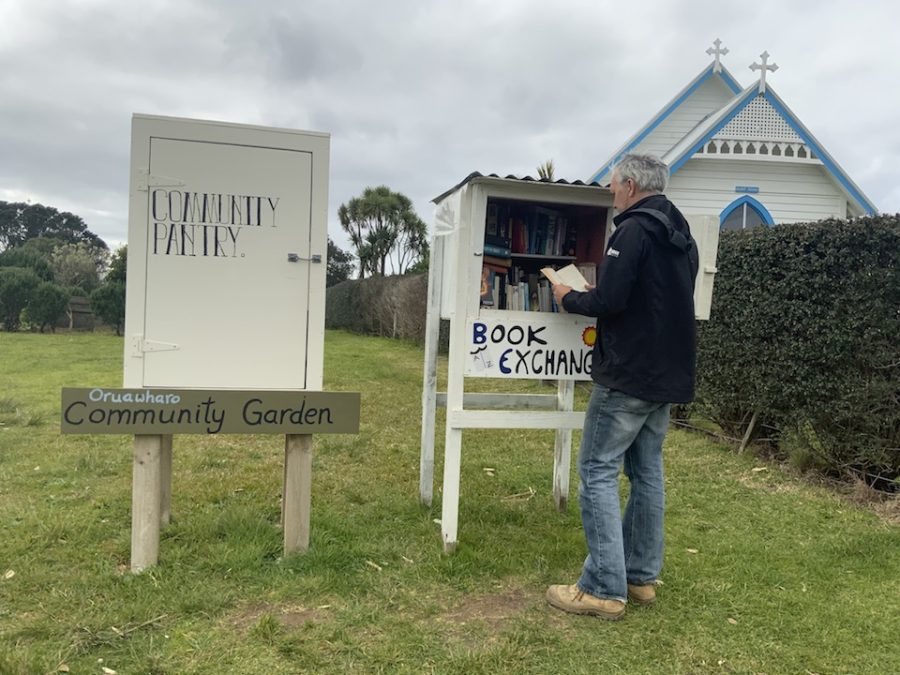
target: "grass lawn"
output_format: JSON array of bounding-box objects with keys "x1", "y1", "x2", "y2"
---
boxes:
[{"x1": 0, "y1": 330, "x2": 898, "y2": 674}]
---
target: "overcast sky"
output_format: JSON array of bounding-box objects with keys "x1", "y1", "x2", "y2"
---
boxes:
[{"x1": 2, "y1": 0, "x2": 898, "y2": 254}]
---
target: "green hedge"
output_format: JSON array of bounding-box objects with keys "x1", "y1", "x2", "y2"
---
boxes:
[
  {"x1": 696, "y1": 215, "x2": 900, "y2": 489},
  {"x1": 326, "y1": 274, "x2": 427, "y2": 341}
]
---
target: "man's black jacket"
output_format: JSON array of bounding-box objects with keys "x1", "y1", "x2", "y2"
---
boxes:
[{"x1": 562, "y1": 194, "x2": 699, "y2": 403}]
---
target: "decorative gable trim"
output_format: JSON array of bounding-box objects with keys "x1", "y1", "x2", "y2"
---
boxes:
[
  {"x1": 667, "y1": 87, "x2": 757, "y2": 173},
  {"x1": 667, "y1": 87, "x2": 877, "y2": 215},
  {"x1": 763, "y1": 90, "x2": 876, "y2": 216},
  {"x1": 589, "y1": 63, "x2": 742, "y2": 183},
  {"x1": 714, "y1": 96, "x2": 801, "y2": 142}
]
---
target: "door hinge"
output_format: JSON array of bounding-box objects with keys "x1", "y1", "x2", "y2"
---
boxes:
[{"x1": 130, "y1": 336, "x2": 180, "y2": 357}]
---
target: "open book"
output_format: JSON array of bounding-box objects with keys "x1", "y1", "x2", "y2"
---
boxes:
[{"x1": 540, "y1": 263, "x2": 591, "y2": 291}]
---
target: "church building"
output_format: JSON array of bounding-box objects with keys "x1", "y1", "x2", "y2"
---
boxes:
[{"x1": 590, "y1": 41, "x2": 877, "y2": 230}]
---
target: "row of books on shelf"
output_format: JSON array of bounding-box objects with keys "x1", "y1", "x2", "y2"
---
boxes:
[
  {"x1": 485, "y1": 203, "x2": 577, "y2": 258},
  {"x1": 480, "y1": 262, "x2": 597, "y2": 312}
]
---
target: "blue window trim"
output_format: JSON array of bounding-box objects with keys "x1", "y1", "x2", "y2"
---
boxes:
[
  {"x1": 590, "y1": 66, "x2": 742, "y2": 183},
  {"x1": 719, "y1": 195, "x2": 774, "y2": 227},
  {"x1": 669, "y1": 90, "x2": 876, "y2": 216}
]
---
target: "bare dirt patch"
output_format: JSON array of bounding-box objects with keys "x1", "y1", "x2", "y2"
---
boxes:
[
  {"x1": 846, "y1": 479, "x2": 900, "y2": 526},
  {"x1": 737, "y1": 473, "x2": 799, "y2": 494},
  {"x1": 440, "y1": 587, "x2": 532, "y2": 628},
  {"x1": 226, "y1": 602, "x2": 331, "y2": 633}
]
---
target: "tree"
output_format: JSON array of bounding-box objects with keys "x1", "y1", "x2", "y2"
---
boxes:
[
  {"x1": 407, "y1": 249, "x2": 429, "y2": 275},
  {"x1": 50, "y1": 242, "x2": 104, "y2": 293},
  {"x1": 0, "y1": 201, "x2": 108, "y2": 253},
  {"x1": 0, "y1": 247, "x2": 53, "y2": 281},
  {"x1": 106, "y1": 245, "x2": 127, "y2": 283},
  {"x1": 24, "y1": 282, "x2": 69, "y2": 333},
  {"x1": 338, "y1": 186, "x2": 428, "y2": 277},
  {"x1": 90, "y1": 282, "x2": 126, "y2": 336},
  {"x1": 390, "y1": 210, "x2": 429, "y2": 275},
  {"x1": 19, "y1": 236, "x2": 63, "y2": 259},
  {"x1": 326, "y1": 237, "x2": 353, "y2": 287},
  {"x1": 0, "y1": 267, "x2": 41, "y2": 331},
  {"x1": 537, "y1": 159, "x2": 555, "y2": 181}
]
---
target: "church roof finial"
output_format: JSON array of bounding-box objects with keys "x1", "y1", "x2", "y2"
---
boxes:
[
  {"x1": 706, "y1": 39, "x2": 729, "y2": 73},
  {"x1": 750, "y1": 51, "x2": 779, "y2": 94}
]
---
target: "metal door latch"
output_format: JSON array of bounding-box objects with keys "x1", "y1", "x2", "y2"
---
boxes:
[{"x1": 287, "y1": 253, "x2": 322, "y2": 263}]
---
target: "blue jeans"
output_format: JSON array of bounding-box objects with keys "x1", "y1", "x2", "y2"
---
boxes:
[{"x1": 576, "y1": 384, "x2": 670, "y2": 602}]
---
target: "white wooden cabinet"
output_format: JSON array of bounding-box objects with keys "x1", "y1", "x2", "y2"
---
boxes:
[
  {"x1": 124, "y1": 114, "x2": 329, "y2": 390},
  {"x1": 420, "y1": 174, "x2": 720, "y2": 552},
  {"x1": 421, "y1": 175, "x2": 614, "y2": 552}
]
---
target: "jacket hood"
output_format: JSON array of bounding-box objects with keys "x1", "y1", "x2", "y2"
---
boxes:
[{"x1": 615, "y1": 194, "x2": 694, "y2": 253}]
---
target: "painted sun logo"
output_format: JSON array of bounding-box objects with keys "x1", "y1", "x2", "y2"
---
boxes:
[{"x1": 582, "y1": 326, "x2": 597, "y2": 347}]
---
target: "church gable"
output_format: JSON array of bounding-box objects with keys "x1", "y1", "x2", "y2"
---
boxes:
[
  {"x1": 664, "y1": 85, "x2": 876, "y2": 216},
  {"x1": 589, "y1": 63, "x2": 741, "y2": 183},
  {"x1": 634, "y1": 75, "x2": 740, "y2": 160},
  {"x1": 594, "y1": 44, "x2": 877, "y2": 219},
  {"x1": 683, "y1": 94, "x2": 815, "y2": 162}
]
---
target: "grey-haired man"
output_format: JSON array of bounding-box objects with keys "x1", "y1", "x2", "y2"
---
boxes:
[{"x1": 547, "y1": 153, "x2": 699, "y2": 620}]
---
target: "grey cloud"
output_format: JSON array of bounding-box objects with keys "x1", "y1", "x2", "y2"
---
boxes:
[{"x1": 2, "y1": 0, "x2": 899, "y2": 257}]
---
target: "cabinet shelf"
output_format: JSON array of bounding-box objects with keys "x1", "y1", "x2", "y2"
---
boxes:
[{"x1": 510, "y1": 253, "x2": 576, "y2": 262}]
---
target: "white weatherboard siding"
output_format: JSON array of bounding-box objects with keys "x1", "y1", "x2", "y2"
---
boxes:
[
  {"x1": 668, "y1": 158, "x2": 848, "y2": 223},
  {"x1": 631, "y1": 77, "x2": 738, "y2": 159}
]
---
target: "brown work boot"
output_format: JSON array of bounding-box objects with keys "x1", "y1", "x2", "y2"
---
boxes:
[
  {"x1": 627, "y1": 583, "x2": 657, "y2": 606},
  {"x1": 546, "y1": 584, "x2": 625, "y2": 620}
]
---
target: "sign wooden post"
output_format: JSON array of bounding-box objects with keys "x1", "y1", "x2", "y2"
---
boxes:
[
  {"x1": 131, "y1": 435, "x2": 163, "y2": 573},
  {"x1": 283, "y1": 434, "x2": 314, "y2": 554},
  {"x1": 160, "y1": 434, "x2": 173, "y2": 526}
]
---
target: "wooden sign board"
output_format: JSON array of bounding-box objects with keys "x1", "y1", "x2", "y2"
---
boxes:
[
  {"x1": 464, "y1": 314, "x2": 595, "y2": 380},
  {"x1": 61, "y1": 388, "x2": 359, "y2": 435}
]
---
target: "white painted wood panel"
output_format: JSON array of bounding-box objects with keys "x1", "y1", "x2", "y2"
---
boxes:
[
  {"x1": 667, "y1": 158, "x2": 848, "y2": 224},
  {"x1": 632, "y1": 78, "x2": 738, "y2": 158},
  {"x1": 125, "y1": 115, "x2": 329, "y2": 391}
]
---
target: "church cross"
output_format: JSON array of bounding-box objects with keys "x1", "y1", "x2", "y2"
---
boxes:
[
  {"x1": 750, "y1": 51, "x2": 779, "y2": 93},
  {"x1": 706, "y1": 39, "x2": 729, "y2": 73}
]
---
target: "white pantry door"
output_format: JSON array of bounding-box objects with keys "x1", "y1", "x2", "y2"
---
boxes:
[{"x1": 141, "y1": 138, "x2": 312, "y2": 389}]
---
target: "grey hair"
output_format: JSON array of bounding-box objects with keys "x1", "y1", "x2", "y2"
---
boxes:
[{"x1": 611, "y1": 154, "x2": 669, "y2": 193}]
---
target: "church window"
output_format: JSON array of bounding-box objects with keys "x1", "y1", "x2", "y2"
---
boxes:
[{"x1": 720, "y1": 196, "x2": 773, "y2": 231}]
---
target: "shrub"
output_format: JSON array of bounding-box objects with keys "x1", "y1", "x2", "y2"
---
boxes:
[
  {"x1": 696, "y1": 215, "x2": 900, "y2": 488},
  {"x1": 90, "y1": 281, "x2": 126, "y2": 335},
  {"x1": 0, "y1": 267, "x2": 41, "y2": 331},
  {"x1": 326, "y1": 274, "x2": 428, "y2": 342},
  {"x1": 24, "y1": 282, "x2": 70, "y2": 333},
  {"x1": 50, "y1": 242, "x2": 103, "y2": 293},
  {"x1": 0, "y1": 247, "x2": 53, "y2": 281}
]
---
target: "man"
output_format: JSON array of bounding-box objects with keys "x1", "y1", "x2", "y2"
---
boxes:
[{"x1": 547, "y1": 153, "x2": 699, "y2": 620}]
